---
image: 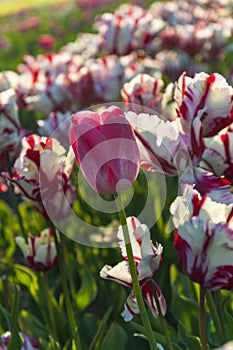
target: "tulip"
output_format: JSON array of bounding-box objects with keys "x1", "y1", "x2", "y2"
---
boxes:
[
  {"x1": 95, "y1": 4, "x2": 164, "y2": 55},
  {"x1": 170, "y1": 185, "x2": 233, "y2": 290},
  {"x1": 38, "y1": 34, "x2": 56, "y2": 51},
  {"x1": 37, "y1": 111, "x2": 72, "y2": 148},
  {"x1": 100, "y1": 216, "x2": 166, "y2": 321},
  {"x1": 3, "y1": 134, "x2": 75, "y2": 219},
  {"x1": 121, "y1": 73, "x2": 164, "y2": 113},
  {"x1": 0, "y1": 331, "x2": 39, "y2": 349},
  {"x1": 0, "y1": 89, "x2": 20, "y2": 152},
  {"x1": 70, "y1": 106, "x2": 140, "y2": 194},
  {"x1": 201, "y1": 123, "x2": 233, "y2": 182},
  {"x1": 126, "y1": 111, "x2": 190, "y2": 176},
  {"x1": 9, "y1": 134, "x2": 73, "y2": 199},
  {"x1": 175, "y1": 72, "x2": 233, "y2": 137},
  {"x1": 180, "y1": 166, "x2": 233, "y2": 205},
  {"x1": 15, "y1": 228, "x2": 57, "y2": 272}
]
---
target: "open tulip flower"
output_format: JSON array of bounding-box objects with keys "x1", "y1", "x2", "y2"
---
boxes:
[
  {"x1": 3, "y1": 134, "x2": 75, "y2": 219},
  {"x1": 70, "y1": 106, "x2": 140, "y2": 194},
  {"x1": 126, "y1": 111, "x2": 191, "y2": 176},
  {"x1": 121, "y1": 73, "x2": 164, "y2": 113},
  {"x1": 175, "y1": 72, "x2": 233, "y2": 137},
  {"x1": 100, "y1": 216, "x2": 166, "y2": 321},
  {"x1": 201, "y1": 123, "x2": 233, "y2": 182},
  {"x1": 170, "y1": 185, "x2": 233, "y2": 290},
  {"x1": 182, "y1": 166, "x2": 233, "y2": 205},
  {"x1": 15, "y1": 228, "x2": 57, "y2": 272}
]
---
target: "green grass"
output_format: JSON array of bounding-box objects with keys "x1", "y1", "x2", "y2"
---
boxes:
[{"x1": 0, "y1": 0, "x2": 70, "y2": 16}]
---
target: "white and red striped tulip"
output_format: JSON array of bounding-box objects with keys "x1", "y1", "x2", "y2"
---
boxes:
[
  {"x1": 175, "y1": 72, "x2": 233, "y2": 137},
  {"x1": 201, "y1": 123, "x2": 233, "y2": 182},
  {"x1": 11, "y1": 134, "x2": 74, "y2": 200},
  {"x1": 126, "y1": 111, "x2": 191, "y2": 176},
  {"x1": 121, "y1": 73, "x2": 164, "y2": 113},
  {"x1": 15, "y1": 228, "x2": 57, "y2": 272},
  {"x1": 3, "y1": 134, "x2": 75, "y2": 219},
  {"x1": 180, "y1": 166, "x2": 233, "y2": 205},
  {"x1": 170, "y1": 185, "x2": 233, "y2": 290},
  {"x1": 95, "y1": 4, "x2": 164, "y2": 55},
  {"x1": 0, "y1": 89, "x2": 20, "y2": 152},
  {"x1": 100, "y1": 216, "x2": 166, "y2": 321},
  {"x1": 38, "y1": 110, "x2": 72, "y2": 148}
]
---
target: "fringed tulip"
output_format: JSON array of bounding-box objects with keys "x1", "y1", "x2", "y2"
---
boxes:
[{"x1": 100, "y1": 216, "x2": 166, "y2": 321}]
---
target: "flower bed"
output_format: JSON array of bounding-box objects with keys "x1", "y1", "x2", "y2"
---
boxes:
[{"x1": 0, "y1": 1, "x2": 233, "y2": 349}]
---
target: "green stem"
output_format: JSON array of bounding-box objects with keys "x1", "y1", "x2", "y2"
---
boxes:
[
  {"x1": 153, "y1": 283, "x2": 173, "y2": 350},
  {"x1": 60, "y1": 234, "x2": 76, "y2": 301},
  {"x1": 214, "y1": 291, "x2": 228, "y2": 343},
  {"x1": 206, "y1": 290, "x2": 225, "y2": 345},
  {"x1": 53, "y1": 228, "x2": 82, "y2": 350},
  {"x1": 6, "y1": 152, "x2": 27, "y2": 239},
  {"x1": 8, "y1": 183, "x2": 27, "y2": 239},
  {"x1": 198, "y1": 286, "x2": 208, "y2": 350},
  {"x1": 43, "y1": 272, "x2": 59, "y2": 341},
  {"x1": 115, "y1": 194, "x2": 158, "y2": 350}
]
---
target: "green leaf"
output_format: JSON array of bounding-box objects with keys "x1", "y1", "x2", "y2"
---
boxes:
[
  {"x1": 178, "y1": 321, "x2": 202, "y2": 350},
  {"x1": 0, "y1": 304, "x2": 11, "y2": 330},
  {"x1": 79, "y1": 313, "x2": 99, "y2": 348},
  {"x1": 75, "y1": 266, "x2": 97, "y2": 311},
  {"x1": 89, "y1": 306, "x2": 113, "y2": 350},
  {"x1": 39, "y1": 336, "x2": 61, "y2": 350},
  {"x1": 131, "y1": 321, "x2": 182, "y2": 350},
  {"x1": 13, "y1": 264, "x2": 39, "y2": 302},
  {"x1": 100, "y1": 323, "x2": 127, "y2": 350},
  {"x1": 18, "y1": 310, "x2": 48, "y2": 340},
  {"x1": 170, "y1": 265, "x2": 199, "y2": 335}
]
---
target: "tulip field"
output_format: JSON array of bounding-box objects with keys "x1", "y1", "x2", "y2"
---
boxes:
[{"x1": 1, "y1": 0, "x2": 233, "y2": 349}]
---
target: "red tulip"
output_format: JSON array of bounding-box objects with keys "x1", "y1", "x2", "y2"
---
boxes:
[{"x1": 69, "y1": 106, "x2": 140, "y2": 194}]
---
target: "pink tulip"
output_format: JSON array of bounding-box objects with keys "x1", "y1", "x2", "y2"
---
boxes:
[{"x1": 69, "y1": 106, "x2": 140, "y2": 194}]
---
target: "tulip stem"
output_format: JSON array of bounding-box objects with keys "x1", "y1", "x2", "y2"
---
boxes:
[
  {"x1": 42, "y1": 272, "x2": 59, "y2": 341},
  {"x1": 214, "y1": 291, "x2": 228, "y2": 343},
  {"x1": 5, "y1": 153, "x2": 27, "y2": 240},
  {"x1": 206, "y1": 290, "x2": 225, "y2": 345},
  {"x1": 198, "y1": 286, "x2": 208, "y2": 350},
  {"x1": 53, "y1": 228, "x2": 82, "y2": 350},
  {"x1": 153, "y1": 283, "x2": 173, "y2": 350},
  {"x1": 115, "y1": 194, "x2": 158, "y2": 350}
]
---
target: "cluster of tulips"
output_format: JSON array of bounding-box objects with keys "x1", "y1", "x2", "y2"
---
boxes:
[{"x1": 0, "y1": 0, "x2": 233, "y2": 349}]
